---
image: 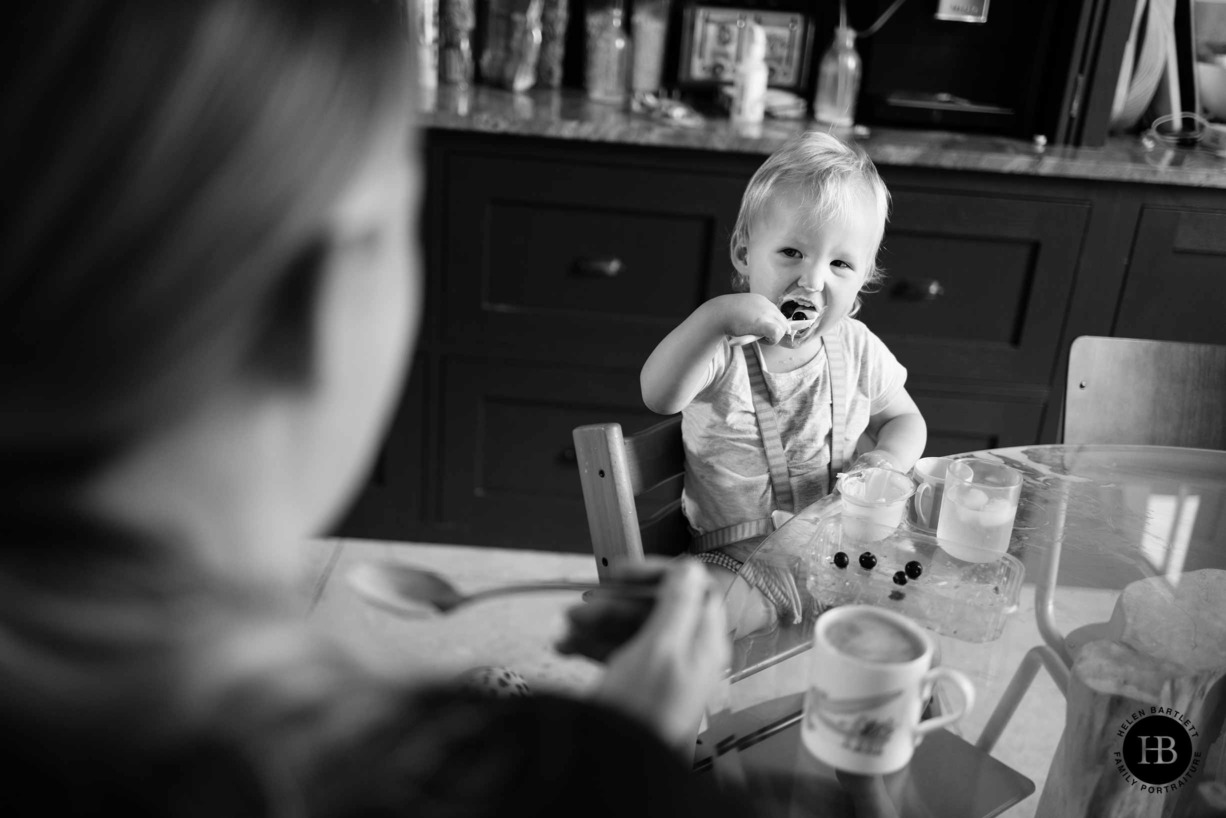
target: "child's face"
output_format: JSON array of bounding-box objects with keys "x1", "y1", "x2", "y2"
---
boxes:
[{"x1": 734, "y1": 184, "x2": 882, "y2": 346}]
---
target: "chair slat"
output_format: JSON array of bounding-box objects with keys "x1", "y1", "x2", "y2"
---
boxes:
[
  {"x1": 1064, "y1": 336, "x2": 1226, "y2": 449},
  {"x1": 623, "y1": 416, "x2": 684, "y2": 495}
]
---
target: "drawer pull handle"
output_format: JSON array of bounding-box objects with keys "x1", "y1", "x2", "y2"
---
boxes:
[
  {"x1": 573, "y1": 257, "x2": 624, "y2": 278},
  {"x1": 892, "y1": 279, "x2": 945, "y2": 302}
]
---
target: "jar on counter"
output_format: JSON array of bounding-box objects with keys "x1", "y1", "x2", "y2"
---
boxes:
[
  {"x1": 630, "y1": 0, "x2": 670, "y2": 98},
  {"x1": 440, "y1": 0, "x2": 476, "y2": 85},
  {"x1": 482, "y1": 0, "x2": 545, "y2": 92},
  {"x1": 586, "y1": 0, "x2": 631, "y2": 105},
  {"x1": 536, "y1": 0, "x2": 569, "y2": 89}
]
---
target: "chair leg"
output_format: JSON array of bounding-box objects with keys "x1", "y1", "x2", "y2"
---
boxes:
[{"x1": 975, "y1": 645, "x2": 1070, "y2": 754}]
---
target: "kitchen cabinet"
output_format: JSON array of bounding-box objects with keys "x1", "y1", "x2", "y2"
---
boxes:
[
  {"x1": 1114, "y1": 199, "x2": 1226, "y2": 344},
  {"x1": 333, "y1": 127, "x2": 1226, "y2": 551}
]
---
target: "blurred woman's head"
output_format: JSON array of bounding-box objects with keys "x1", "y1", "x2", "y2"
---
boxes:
[{"x1": 2, "y1": 1, "x2": 418, "y2": 573}]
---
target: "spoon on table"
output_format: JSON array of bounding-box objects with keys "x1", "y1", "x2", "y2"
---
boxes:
[{"x1": 347, "y1": 560, "x2": 658, "y2": 618}]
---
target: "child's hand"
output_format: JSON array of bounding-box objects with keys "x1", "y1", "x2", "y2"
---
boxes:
[{"x1": 714, "y1": 293, "x2": 789, "y2": 346}]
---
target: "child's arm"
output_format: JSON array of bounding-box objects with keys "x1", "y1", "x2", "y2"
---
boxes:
[
  {"x1": 641, "y1": 293, "x2": 789, "y2": 415},
  {"x1": 858, "y1": 387, "x2": 927, "y2": 472}
]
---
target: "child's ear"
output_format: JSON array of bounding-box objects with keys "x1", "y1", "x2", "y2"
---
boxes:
[{"x1": 732, "y1": 243, "x2": 750, "y2": 275}]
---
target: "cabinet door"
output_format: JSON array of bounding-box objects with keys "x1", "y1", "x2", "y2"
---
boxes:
[
  {"x1": 437, "y1": 356, "x2": 662, "y2": 552},
  {"x1": 866, "y1": 183, "x2": 1089, "y2": 385},
  {"x1": 440, "y1": 146, "x2": 746, "y2": 368},
  {"x1": 1114, "y1": 207, "x2": 1226, "y2": 344},
  {"x1": 331, "y1": 357, "x2": 426, "y2": 540}
]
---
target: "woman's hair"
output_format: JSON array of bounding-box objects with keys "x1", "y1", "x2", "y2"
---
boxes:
[
  {"x1": 728, "y1": 132, "x2": 891, "y2": 312},
  {"x1": 0, "y1": 0, "x2": 411, "y2": 497},
  {"x1": 0, "y1": 4, "x2": 412, "y2": 798}
]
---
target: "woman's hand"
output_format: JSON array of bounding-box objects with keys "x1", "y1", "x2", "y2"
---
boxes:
[{"x1": 557, "y1": 559, "x2": 731, "y2": 751}]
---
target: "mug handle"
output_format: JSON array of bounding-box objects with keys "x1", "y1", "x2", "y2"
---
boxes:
[
  {"x1": 914, "y1": 482, "x2": 934, "y2": 528},
  {"x1": 913, "y1": 667, "x2": 975, "y2": 738}
]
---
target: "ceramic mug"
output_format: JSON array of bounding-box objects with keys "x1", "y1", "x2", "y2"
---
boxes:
[
  {"x1": 801, "y1": 605, "x2": 975, "y2": 775},
  {"x1": 909, "y1": 456, "x2": 956, "y2": 532}
]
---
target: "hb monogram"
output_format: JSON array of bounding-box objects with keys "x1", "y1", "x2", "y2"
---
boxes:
[{"x1": 1136, "y1": 736, "x2": 1179, "y2": 765}]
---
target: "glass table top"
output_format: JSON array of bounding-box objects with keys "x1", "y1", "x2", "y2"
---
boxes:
[{"x1": 700, "y1": 444, "x2": 1226, "y2": 817}]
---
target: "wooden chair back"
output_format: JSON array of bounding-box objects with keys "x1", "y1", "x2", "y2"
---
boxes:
[
  {"x1": 1064, "y1": 335, "x2": 1226, "y2": 449},
  {"x1": 572, "y1": 417, "x2": 688, "y2": 581}
]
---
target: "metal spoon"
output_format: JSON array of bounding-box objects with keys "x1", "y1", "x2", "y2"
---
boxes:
[{"x1": 347, "y1": 560, "x2": 657, "y2": 618}]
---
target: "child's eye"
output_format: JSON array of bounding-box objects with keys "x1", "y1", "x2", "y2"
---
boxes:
[
  {"x1": 832, "y1": 259, "x2": 855, "y2": 273},
  {"x1": 780, "y1": 248, "x2": 802, "y2": 259}
]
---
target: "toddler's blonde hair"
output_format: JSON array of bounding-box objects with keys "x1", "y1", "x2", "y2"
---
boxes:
[{"x1": 729, "y1": 132, "x2": 891, "y2": 313}]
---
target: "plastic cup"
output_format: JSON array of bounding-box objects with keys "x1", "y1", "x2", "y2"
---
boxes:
[{"x1": 837, "y1": 467, "x2": 916, "y2": 542}]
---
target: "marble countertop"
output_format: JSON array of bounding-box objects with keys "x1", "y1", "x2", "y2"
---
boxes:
[{"x1": 420, "y1": 84, "x2": 1226, "y2": 189}]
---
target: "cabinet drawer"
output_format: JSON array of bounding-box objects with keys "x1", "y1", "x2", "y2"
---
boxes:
[
  {"x1": 440, "y1": 147, "x2": 746, "y2": 367},
  {"x1": 437, "y1": 356, "x2": 661, "y2": 551},
  {"x1": 867, "y1": 182, "x2": 1089, "y2": 384},
  {"x1": 913, "y1": 389, "x2": 1046, "y2": 456}
]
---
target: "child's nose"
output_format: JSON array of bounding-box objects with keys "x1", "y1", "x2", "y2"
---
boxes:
[{"x1": 798, "y1": 265, "x2": 826, "y2": 292}]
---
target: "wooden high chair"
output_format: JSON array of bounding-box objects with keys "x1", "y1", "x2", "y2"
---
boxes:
[{"x1": 572, "y1": 416, "x2": 687, "y2": 582}]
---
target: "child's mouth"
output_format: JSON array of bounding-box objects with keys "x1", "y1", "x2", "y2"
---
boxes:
[
  {"x1": 774, "y1": 295, "x2": 823, "y2": 346},
  {"x1": 779, "y1": 295, "x2": 823, "y2": 325}
]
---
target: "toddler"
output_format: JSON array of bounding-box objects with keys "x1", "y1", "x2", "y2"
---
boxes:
[{"x1": 641, "y1": 132, "x2": 927, "y2": 631}]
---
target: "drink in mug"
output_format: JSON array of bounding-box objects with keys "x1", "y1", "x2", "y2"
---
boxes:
[
  {"x1": 801, "y1": 606, "x2": 974, "y2": 775},
  {"x1": 826, "y1": 611, "x2": 925, "y2": 664},
  {"x1": 936, "y1": 459, "x2": 1022, "y2": 562}
]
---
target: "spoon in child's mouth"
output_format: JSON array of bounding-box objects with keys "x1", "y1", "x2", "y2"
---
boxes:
[{"x1": 779, "y1": 295, "x2": 824, "y2": 334}]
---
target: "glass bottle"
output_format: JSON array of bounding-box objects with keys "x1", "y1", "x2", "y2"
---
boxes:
[
  {"x1": 813, "y1": 25, "x2": 860, "y2": 127},
  {"x1": 585, "y1": 0, "x2": 631, "y2": 105},
  {"x1": 504, "y1": 0, "x2": 544, "y2": 92}
]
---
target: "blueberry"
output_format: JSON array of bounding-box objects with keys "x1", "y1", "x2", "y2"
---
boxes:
[
  {"x1": 893, "y1": 571, "x2": 908, "y2": 586},
  {"x1": 905, "y1": 560, "x2": 923, "y2": 580},
  {"x1": 859, "y1": 552, "x2": 876, "y2": 570},
  {"x1": 833, "y1": 551, "x2": 849, "y2": 569},
  {"x1": 889, "y1": 590, "x2": 906, "y2": 601}
]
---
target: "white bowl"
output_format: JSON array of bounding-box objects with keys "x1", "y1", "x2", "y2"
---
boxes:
[{"x1": 1197, "y1": 61, "x2": 1226, "y2": 121}]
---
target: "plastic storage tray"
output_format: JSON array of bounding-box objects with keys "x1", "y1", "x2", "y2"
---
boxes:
[{"x1": 802, "y1": 514, "x2": 1024, "y2": 643}]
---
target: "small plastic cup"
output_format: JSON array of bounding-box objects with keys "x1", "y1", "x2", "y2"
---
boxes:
[{"x1": 837, "y1": 467, "x2": 916, "y2": 542}]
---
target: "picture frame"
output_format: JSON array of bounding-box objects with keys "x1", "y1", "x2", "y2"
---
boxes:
[{"x1": 677, "y1": 4, "x2": 814, "y2": 91}]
